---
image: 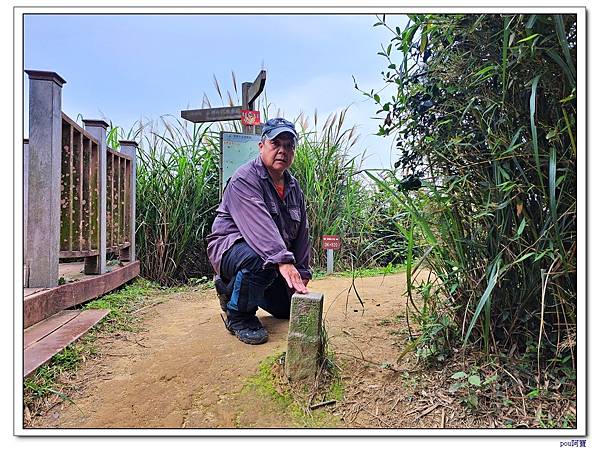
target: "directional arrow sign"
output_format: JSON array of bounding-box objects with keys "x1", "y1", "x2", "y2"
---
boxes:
[
  {"x1": 247, "y1": 70, "x2": 266, "y2": 106},
  {"x1": 181, "y1": 106, "x2": 242, "y2": 123}
]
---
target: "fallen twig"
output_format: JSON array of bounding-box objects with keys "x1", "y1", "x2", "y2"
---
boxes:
[
  {"x1": 132, "y1": 301, "x2": 164, "y2": 315},
  {"x1": 309, "y1": 399, "x2": 337, "y2": 410}
]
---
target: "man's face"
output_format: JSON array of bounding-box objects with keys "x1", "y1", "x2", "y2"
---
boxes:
[{"x1": 259, "y1": 132, "x2": 296, "y2": 175}]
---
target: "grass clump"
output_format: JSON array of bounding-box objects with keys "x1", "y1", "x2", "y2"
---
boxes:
[
  {"x1": 83, "y1": 278, "x2": 166, "y2": 332},
  {"x1": 241, "y1": 352, "x2": 343, "y2": 428}
]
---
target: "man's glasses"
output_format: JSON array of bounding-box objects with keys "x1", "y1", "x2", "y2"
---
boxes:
[{"x1": 268, "y1": 138, "x2": 296, "y2": 152}]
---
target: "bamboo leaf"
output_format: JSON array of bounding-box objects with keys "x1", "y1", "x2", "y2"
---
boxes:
[
  {"x1": 502, "y1": 16, "x2": 510, "y2": 105},
  {"x1": 516, "y1": 33, "x2": 541, "y2": 44},
  {"x1": 463, "y1": 257, "x2": 501, "y2": 346},
  {"x1": 549, "y1": 146, "x2": 558, "y2": 229},
  {"x1": 554, "y1": 15, "x2": 576, "y2": 82},
  {"x1": 526, "y1": 14, "x2": 538, "y2": 29},
  {"x1": 516, "y1": 218, "x2": 527, "y2": 237},
  {"x1": 529, "y1": 74, "x2": 544, "y2": 188}
]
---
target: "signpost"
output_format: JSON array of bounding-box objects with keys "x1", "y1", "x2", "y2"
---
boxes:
[
  {"x1": 322, "y1": 235, "x2": 341, "y2": 274},
  {"x1": 181, "y1": 70, "x2": 266, "y2": 135},
  {"x1": 181, "y1": 70, "x2": 267, "y2": 195}
]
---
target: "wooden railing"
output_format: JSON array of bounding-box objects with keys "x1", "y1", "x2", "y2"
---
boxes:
[
  {"x1": 106, "y1": 147, "x2": 132, "y2": 254},
  {"x1": 24, "y1": 69, "x2": 137, "y2": 288},
  {"x1": 59, "y1": 113, "x2": 101, "y2": 258}
]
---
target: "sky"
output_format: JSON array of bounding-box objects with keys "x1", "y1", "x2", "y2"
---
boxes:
[{"x1": 23, "y1": 13, "x2": 409, "y2": 169}]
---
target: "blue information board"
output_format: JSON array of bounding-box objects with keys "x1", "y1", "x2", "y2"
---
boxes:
[{"x1": 220, "y1": 132, "x2": 261, "y2": 196}]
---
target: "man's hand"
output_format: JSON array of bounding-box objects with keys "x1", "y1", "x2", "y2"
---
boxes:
[{"x1": 278, "y1": 263, "x2": 308, "y2": 294}]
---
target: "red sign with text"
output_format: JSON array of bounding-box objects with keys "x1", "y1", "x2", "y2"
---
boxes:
[
  {"x1": 241, "y1": 110, "x2": 261, "y2": 126},
  {"x1": 322, "y1": 235, "x2": 341, "y2": 250}
]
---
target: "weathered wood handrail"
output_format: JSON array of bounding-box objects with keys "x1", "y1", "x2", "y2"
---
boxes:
[
  {"x1": 25, "y1": 70, "x2": 137, "y2": 288},
  {"x1": 106, "y1": 147, "x2": 132, "y2": 254},
  {"x1": 59, "y1": 113, "x2": 101, "y2": 258}
]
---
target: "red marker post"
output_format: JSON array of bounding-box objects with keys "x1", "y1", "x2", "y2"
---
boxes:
[{"x1": 322, "y1": 235, "x2": 341, "y2": 274}]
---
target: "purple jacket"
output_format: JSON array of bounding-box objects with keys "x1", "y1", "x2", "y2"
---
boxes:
[{"x1": 206, "y1": 156, "x2": 312, "y2": 280}]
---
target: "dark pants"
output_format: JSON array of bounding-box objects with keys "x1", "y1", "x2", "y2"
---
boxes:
[{"x1": 219, "y1": 241, "x2": 292, "y2": 319}]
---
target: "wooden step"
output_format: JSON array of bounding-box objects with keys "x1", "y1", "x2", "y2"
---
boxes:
[
  {"x1": 24, "y1": 310, "x2": 80, "y2": 349},
  {"x1": 24, "y1": 309, "x2": 110, "y2": 378}
]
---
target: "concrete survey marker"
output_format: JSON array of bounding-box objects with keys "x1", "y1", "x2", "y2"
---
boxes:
[{"x1": 285, "y1": 291, "x2": 324, "y2": 381}]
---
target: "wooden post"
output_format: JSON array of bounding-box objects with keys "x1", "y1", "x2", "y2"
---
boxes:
[
  {"x1": 241, "y1": 81, "x2": 252, "y2": 134},
  {"x1": 23, "y1": 138, "x2": 29, "y2": 287},
  {"x1": 181, "y1": 70, "x2": 265, "y2": 135},
  {"x1": 118, "y1": 140, "x2": 137, "y2": 262},
  {"x1": 25, "y1": 70, "x2": 66, "y2": 288},
  {"x1": 82, "y1": 119, "x2": 109, "y2": 275}
]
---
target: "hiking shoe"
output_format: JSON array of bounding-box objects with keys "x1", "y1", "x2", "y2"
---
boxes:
[
  {"x1": 214, "y1": 277, "x2": 231, "y2": 312},
  {"x1": 223, "y1": 313, "x2": 268, "y2": 345}
]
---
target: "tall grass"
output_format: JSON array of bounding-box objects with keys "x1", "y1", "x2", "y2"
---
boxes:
[
  {"x1": 362, "y1": 14, "x2": 577, "y2": 370},
  {"x1": 291, "y1": 108, "x2": 406, "y2": 269},
  {"x1": 110, "y1": 116, "x2": 220, "y2": 285}
]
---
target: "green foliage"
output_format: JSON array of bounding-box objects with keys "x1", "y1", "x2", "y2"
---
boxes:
[
  {"x1": 243, "y1": 353, "x2": 341, "y2": 427},
  {"x1": 362, "y1": 14, "x2": 577, "y2": 368},
  {"x1": 449, "y1": 368, "x2": 499, "y2": 410},
  {"x1": 84, "y1": 278, "x2": 164, "y2": 331},
  {"x1": 291, "y1": 108, "x2": 406, "y2": 270},
  {"x1": 110, "y1": 116, "x2": 221, "y2": 285}
]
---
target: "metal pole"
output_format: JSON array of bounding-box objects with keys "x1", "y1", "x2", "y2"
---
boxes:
[{"x1": 326, "y1": 249, "x2": 334, "y2": 274}]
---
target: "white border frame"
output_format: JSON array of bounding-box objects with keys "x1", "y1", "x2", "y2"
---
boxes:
[{"x1": 13, "y1": 4, "x2": 586, "y2": 438}]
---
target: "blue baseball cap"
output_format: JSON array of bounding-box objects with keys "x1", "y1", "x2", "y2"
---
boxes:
[{"x1": 261, "y1": 117, "x2": 298, "y2": 141}]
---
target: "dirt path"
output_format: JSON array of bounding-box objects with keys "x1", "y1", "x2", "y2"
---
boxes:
[{"x1": 31, "y1": 273, "x2": 422, "y2": 429}]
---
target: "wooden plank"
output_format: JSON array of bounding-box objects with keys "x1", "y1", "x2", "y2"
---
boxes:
[
  {"x1": 107, "y1": 153, "x2": 113, "y2": 248},
  {"x1": 118, "y1": 141, "x2": 137, "y2": 262},
  {"x1": 116, "y1": 156, "x2": 122, "y2": 245},
  {"x1": 24, "y1": 261, "x2": 139, "y2": 328},
  {"x1": 60, "y1": 121, "x2": 71, "y2": 252},
  {"x1": 81, "y1": 137, "x2": 90, "y2": 250},
  {"x1": 107, "y1": 147, "x2": 132, "y2": 161},
  {"x1": 73, "y1": 131, "x2": 83, "y2": 251},
  {"x1": 59, "y1": 250, "x2": 100, "y2": 258},
  {"x1": 24, "y1": 309, "x2": 110, "y2": 377},
  {"x1": 61, "y1": 112, "x2": 100, "y2": 145},
  {"x1": 113, "y1": 153, "x2": 118, "y2": 247},
  {"x1": 89, "y1": 141, "x2": 99, "y2": 249},
  {"x1": 181, "y1": 106, "x2": 242, "y2": 123},
  {"x1": 24, "y1": 310, "x2": 79, "y2": 349},
  {"x1": 68, "y1": 127, "x2": 75, "y2": 251},
  {"x1": 24, "y1": 287, "x2": 48, "y2": 297},
  {"x1": 123, "y1": 159, "x2": 130, "y2": 241},
  {"x1": 120, "y1": 156, "x2": 126, "y2": 245}
]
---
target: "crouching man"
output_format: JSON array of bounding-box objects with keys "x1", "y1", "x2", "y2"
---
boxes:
[{"x1": 206, "y1": 118, "x2": 312, "y2": 345}]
